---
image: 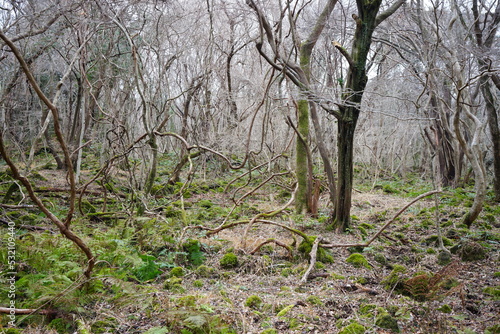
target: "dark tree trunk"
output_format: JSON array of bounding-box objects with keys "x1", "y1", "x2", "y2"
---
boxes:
[
  {"x1": 333, "y1": 116, "x2": 358, "y2": 230},
  {"x1": 330, "y1": 0, "x2": 383, "y2": 231}
]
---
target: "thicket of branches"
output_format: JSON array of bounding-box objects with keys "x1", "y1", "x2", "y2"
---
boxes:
[{"x1": 0, "y1": 0, "x2": 499, "y2": 277}]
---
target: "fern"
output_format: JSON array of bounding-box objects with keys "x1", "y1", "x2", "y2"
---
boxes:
[{"x1": 132, "y1": 254, "x2": 162, "y2": 282}]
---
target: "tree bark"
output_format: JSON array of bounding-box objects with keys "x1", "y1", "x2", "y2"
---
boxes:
[{"x1": 331, "y1": 0, "x2": 382, "y2": 231}]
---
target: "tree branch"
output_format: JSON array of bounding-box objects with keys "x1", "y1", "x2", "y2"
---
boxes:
[
  {"x1": 375, "y1": 0, "x2": 406, "y2": 27},
  {"x1": 332, "y1": 41, "x2": 355, "y2": 68}
]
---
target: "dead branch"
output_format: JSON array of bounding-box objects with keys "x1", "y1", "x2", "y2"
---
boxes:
[
  {"x1": 300, "y1": 236, "x2": 321, "y2": 284},
  {"x1": 0, "y1": 307, "x2": 58, "y2": 316},
  {"x1": 0, "y1": 204, "x2": 34, "y2": 209},
  {"x1": 321, "y1": 190, "x2": 441, "y2": 248}
]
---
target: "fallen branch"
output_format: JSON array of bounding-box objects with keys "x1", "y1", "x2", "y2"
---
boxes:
[
  {"x1": 0, "y1": 307, "x2": 58, "y2": 316},
  {"x1": 300, "y1": 236, "x2": 321, "y2": 284},
  {"x1": 321, "y1": 190, "x2": 441, "y2": 248},
  {"x1": 0, "y1": 204, "x2": 35, "y2": 209}
]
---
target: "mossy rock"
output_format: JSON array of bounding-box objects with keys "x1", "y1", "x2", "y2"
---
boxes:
[
  {"x1": 375, "y1": 314, "x2": 400, "y2": 332},
  {"x1": 244, "y1": 295, "x2": 263, "y2": 309},
  {"x1": 164, "y1": 277, "x2": 185, "y2": 293},
  {"x1": 195, "y1": 265, "x2": 217, "y2": 278},
  {"x1": 456, "y1": 241, "x2": 486, "y2": 261},
  {"x1": 338, "y1": 321, "x2": 366, "y2": 334},
  {"x1": 381, "y1": 265, "x2": 407, "y2": 291},
  {"x1": 346, "y1": 253, "x2": 371, "y2": 269},
  {"x1": 437, "y1": 250, "x2": 452, "y2": 265},
  {"x1": 169, "y1": 266, "x2": 185, "y2": 277},
  {"x1": 220, "y1": 252, "x2": 239, "y2": 269}
]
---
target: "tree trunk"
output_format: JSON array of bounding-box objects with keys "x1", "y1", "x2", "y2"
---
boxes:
[
  {"x1": 330, "y1": 0, "x2": 383, "y2": 231},
  {"x1": 295, "y1": 99, "x2": 311, "y2": 214},
  {"x1": 332, "y1": 115, "x2": 358, "y2": 231},
  {"x1": 482, "y1": 79, "x2": 500, "y2": 202}
]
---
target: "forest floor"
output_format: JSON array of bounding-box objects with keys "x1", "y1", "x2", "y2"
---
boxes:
[{"x1": 0, "y1": 165, "x2": 499, "y2": 334}]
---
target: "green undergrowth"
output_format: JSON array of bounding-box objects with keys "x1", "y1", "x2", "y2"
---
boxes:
[{"x1": 0, "y1": 155, "x2": 499, "y2": 332}]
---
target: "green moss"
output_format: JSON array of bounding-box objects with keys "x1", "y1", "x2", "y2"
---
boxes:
[
  {"x1": 261, "y1": 329, "x2": 278, "y2": 334},
  {"x1": 338, "y1": 321, "x2": 366, "y2": 334},
  {"x1": 277, "y1": 304, "x2": 295, "y2": 317},
  {"x1": 220, "y1": 252, "x2": 239, "y2": 269},
  {"x1": 4, "y1": 329, "x2": 23, "y2": 334},
  {"x1": 81, "y1": 199, "x2": 97, "y2": 214},
  {"x1": 359, "y1": 222, "x2": 375, "y2": 229},
  {"x1": 330, "y1": 272, "x2": 346, "y2": 279},
  {"x1": 163, "y1": 205, "x2": 182, "y2": 218},
  {"x1": 48, "y1": 318, "x2": 73, "y2": 334},
  {"x1": 382, "y1": 183, "x2": 400, "y2": 194},
  {"x1": 306, "y1": 295, "x2": 323, "y2": 306},
  {"x1": 197, "y1": 199, "x2": 213, "y2": 208},
  {"x1": 359, "y1": 303, "x2": 377, "y2": 317},
  {"x1": 483, "y1": 286, "x2": 500, "y2": 300},
  {"x1": 486, "y1": 324, "x2": 500, "y2": 334},
  {"x1": 193, "y1": 280, "x2": 204, "y2": 288},
  {"x1": 298, "y1": 237, "x2": 334, "y2": 263},
  {"x1": 437, "y1": 304, "x2": 452, "y2": 313},
  {"x1": 381, "y1": 265, "x2": 407, "y2": 291},
  {"x1": 346, "y1": 253, "x2": 371, "y2": 269},
  {"x1": 195, "y1": 264, "x2": 217, "y2": 278},
  {"x1": 288, "y1": 317, "x2": 301, "y2": 329},
  {"x1": 177, "y1": 295, "x2": 197, "y2": 307},
  {"x1": 245, "y1": 295, "x2": 263, "y2": 309},
  {"x1": 91, "y1": 317, "x2": 119, "y2": 334},
  {"x1": 374, "y1": 253, "x2": 387, "y2": 265},
  {"x1": 164, "y1": 277, "x2": 185, "y2": 293},
  {"x1": 375, "y1": 314, "x2": 400, "y2": 332},
  {"x1": 423, "y1": 235, "x2": 453, "y2": 247},
  {"x1": 169, "y1": 266, "x2": 185, "y2": 277}
]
